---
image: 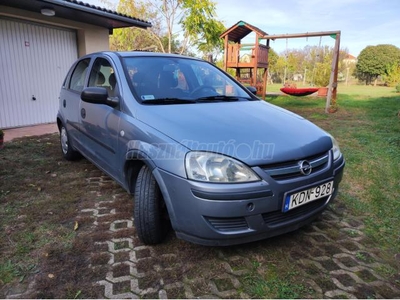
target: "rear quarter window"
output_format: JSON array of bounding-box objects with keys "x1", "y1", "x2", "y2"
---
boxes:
[{"x1": 68, "y1": 58, "x2": 91, "y2": 92}]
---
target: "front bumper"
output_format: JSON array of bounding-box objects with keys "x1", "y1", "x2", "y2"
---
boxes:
[{"x1": 154, "y1": 154, "x2": 345, "y2": 246}]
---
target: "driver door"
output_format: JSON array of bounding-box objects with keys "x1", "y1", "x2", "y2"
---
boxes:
[{"x1": 79, "y1": 56, "x2": 121, "y2": 178}]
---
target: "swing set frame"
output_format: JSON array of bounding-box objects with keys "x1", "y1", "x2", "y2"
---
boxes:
[
  {"x1": 220, "y1": 21, "x2": 340, "y2": 113},
  {"x1": 264, "y1": 30, "x2": 341, "y2": 113}
]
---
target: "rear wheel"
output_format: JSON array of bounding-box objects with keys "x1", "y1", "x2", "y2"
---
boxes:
[
  {"x1": 134, "y1": 165, "x2": 169, "y2": 244},
  {"x1": 60, "y1": 125, "x2": 80, "y2": 161}
]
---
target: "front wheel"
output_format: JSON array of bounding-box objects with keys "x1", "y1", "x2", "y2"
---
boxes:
[
  {"x1": 134, "y1": 165, "x2": 169, "y2": 244},
  {"x1": 60, "y1": 125, "x2": 80, "y2": 161}
]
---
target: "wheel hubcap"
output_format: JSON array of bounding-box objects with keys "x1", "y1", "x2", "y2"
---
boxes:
[{"x1": 60, "y1": 127, "x2": 68, "y2": 154}]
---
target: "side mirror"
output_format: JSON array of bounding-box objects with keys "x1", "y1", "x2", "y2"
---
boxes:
[
  {"x1": 81, "y1": 87, "x2": 119, "y2": 107},
  {"x1": 246, "y1": 86, "x2": 257, "y2": 95}
]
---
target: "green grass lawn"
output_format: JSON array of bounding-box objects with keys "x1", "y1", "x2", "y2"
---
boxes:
[{"x1": 265, "y1": 90, "x2": 400, "y2": 256}]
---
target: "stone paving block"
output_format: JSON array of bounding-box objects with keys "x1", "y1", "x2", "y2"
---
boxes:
[
  {"x1": 340, "y1": 228, "x2": 365, "y2": 241},
  {"x1": 324, "y1": 289, "x2": 356, "y2": 298},
  {"x1": 97, "y1": 279, "x2": 137, "y2": 299},
  {"x1": 338, "y1": 239, "x2": 365, "y2": 252},
  {"x1": 219, "y1": 255, "x2": 252, "y2": 276},
  {"x1": 304, "y1": 279, "x2": 323, "y2": 298},
  {"x1": 330, "y1": 269, "x2": 365, "y2": 291},
  {"x1": 368, "y1": 281, "x2": 400, "y2": 297}
]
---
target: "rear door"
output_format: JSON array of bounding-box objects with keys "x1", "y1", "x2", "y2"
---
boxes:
[
  {"x1": 79, "y1": 56, "x2": 121, "y2": 178},
  {"x1": 59, "y1": 57, "x2": 91, "y2": 146}
]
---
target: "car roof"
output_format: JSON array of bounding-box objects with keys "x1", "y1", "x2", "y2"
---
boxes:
[{"x1": 87, "y1": 51, "x2": 203, "y2": 61}]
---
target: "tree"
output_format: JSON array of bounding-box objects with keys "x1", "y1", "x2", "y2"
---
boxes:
[
  {"x1": 313, "y1": 46, "x2": 334, "y2": 87},
  {"x1": 266, "y1": 48, "x2": 279, "y2": 83},
  {"x1": 355, "y1": 44, "x2": 400, "y2": 85},
  {"x1": 179, "y1": 0, "x2": 225, "y2": 59},
  {"x1": 152, "y1": 0, "x2": 225, "y2": 56},
  {"x1": 272, "y1": 45, "x2": 338, "y2": 86},
  {"x1": 338, "y1": 48, "x2": 350, "y2": 75},
  {"x1": 153, "y1": 0, "x2": 180, "y2": 53},
  {"x1": 108, "y1": 0, "x2": 225, "y2": 57},
  {"x1": 109, "y1": 0, "x2": 165, "y2": 52}
]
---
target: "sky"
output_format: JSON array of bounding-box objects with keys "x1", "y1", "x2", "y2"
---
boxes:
[{"x1": 84, "y1": 0, "x2": 400, "y2": 57}]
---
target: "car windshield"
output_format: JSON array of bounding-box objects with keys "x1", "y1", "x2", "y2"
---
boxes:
[{"x1": 122, "y1": 56, "x2": 254, "y2": 104}]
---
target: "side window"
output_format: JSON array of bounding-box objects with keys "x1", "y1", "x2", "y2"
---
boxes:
[
  {"x1": 69, "y1": 59, "x2": 90, "y2": 92},
  {"x1": 88, "y1": 58, "x2": 118, "y2": 96}
]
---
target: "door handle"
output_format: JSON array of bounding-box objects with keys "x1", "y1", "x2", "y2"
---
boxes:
[{"x1": 81, "y1": 108, "x2": 86, "y2": 118}]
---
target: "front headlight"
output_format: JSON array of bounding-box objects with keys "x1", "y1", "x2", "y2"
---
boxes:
[
  {"x1": 185, "y1": 152, "x2": 260, "y2": 183},
  {"x1": 331, "y1": 136, "x2": 342, "y2": 160}
]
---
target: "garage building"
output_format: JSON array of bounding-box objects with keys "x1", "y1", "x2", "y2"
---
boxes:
[{"x1": 0, "y1": 0, "x2": 151, "y2": 128}]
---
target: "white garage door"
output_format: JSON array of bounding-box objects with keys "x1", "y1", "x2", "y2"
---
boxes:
[{"x1": 0, "y1": 18, "x2": 78, "y2": 128}]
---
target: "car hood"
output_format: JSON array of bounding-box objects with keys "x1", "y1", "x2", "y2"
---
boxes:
[{"x1": 136, "y1": 101, "x2": 332, "y2": 166}]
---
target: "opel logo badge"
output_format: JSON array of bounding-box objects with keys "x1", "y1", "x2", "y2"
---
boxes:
[{"x1": 299, "y1": 160, "x2": 312, "y2": 175}]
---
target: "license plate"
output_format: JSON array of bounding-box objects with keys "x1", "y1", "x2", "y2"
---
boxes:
[{"x1": 283, "y1": 181, "x2": 334, "y2": 212}]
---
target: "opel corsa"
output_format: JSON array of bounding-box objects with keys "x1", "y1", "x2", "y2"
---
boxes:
[{"x1": 57, "y1": 51, "x2": 345, "y2": 246}]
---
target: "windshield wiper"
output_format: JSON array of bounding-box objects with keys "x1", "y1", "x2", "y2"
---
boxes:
[
  {"x1": 195, "y1": 95, "x2": 246, "y2": 102},
  {"x1": 142, "y1": 98, "x2": 196, "y2": 105}
]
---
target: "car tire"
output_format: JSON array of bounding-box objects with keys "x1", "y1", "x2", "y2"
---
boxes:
[
  {"x1": 60, "y1": 125, "x2": 80, "y2": 161},
  {"x1": 134, "y1": 165, "x2": 169, "y2": 244}
]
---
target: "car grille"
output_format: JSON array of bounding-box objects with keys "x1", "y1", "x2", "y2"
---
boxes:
[
  {"x1": 262, "y1": 197, "x2": 328, "y2": 227},
  {"x1": 262, "y1": 151, "x2": 329, "y2": 181},
  {"x1": 205, "y1": 216, "x2": 249, "y2": 232}
]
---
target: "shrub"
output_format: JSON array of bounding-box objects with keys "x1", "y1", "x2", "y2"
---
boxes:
[
  {"x1": 383, "y1": 63, "x2": 400, "y2": 87},
  {"x1": 314, "y1": 62, "x2": 331, "y2": 87}
]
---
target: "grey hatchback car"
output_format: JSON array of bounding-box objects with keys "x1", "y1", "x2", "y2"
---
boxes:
[{"x1": 57, "y1": 51, "x2": 345, "y2": 246}]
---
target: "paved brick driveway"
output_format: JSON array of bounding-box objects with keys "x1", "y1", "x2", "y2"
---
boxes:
[{"x1": 73, "y1": 169, "x2": 400, "y2": 299}]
